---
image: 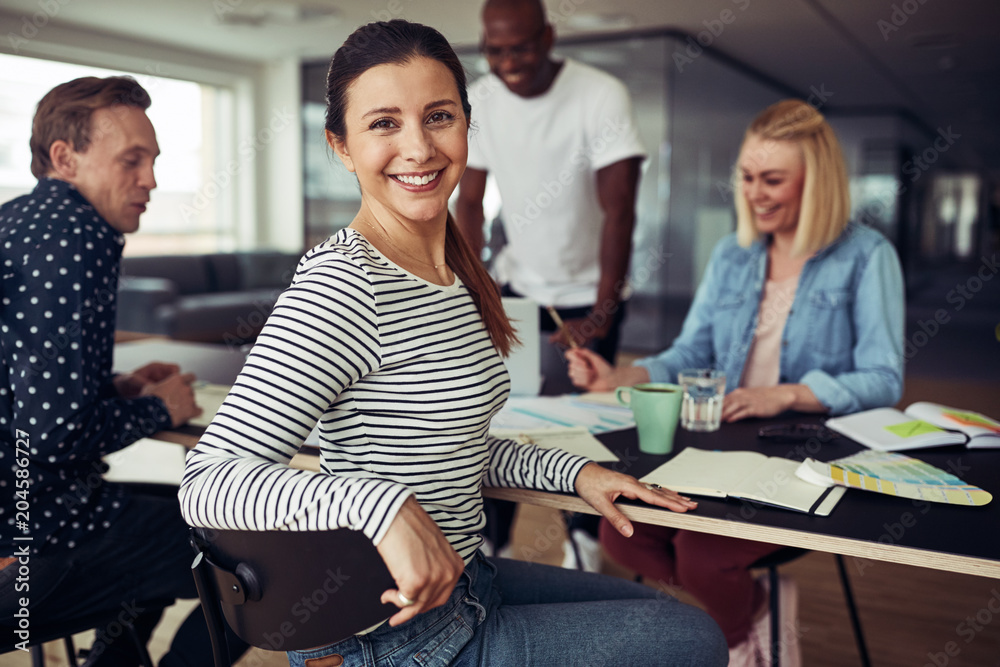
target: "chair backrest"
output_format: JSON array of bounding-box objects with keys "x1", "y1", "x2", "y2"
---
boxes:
[{"x1": 190, "y1": 526, "x2": 396, "y2": 659}]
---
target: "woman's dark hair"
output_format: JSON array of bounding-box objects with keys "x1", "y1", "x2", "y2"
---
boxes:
[
  {"x1": 325, "y1": 20, "x2": 471, "y2": 140},
  {"x1": 325, "y1": 20, "x2": 518, "y2": 357}
]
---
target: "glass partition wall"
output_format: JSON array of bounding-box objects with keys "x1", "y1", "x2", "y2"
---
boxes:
[{"x1": 301, "y1": 31, "x2": 946, "y2": 355}]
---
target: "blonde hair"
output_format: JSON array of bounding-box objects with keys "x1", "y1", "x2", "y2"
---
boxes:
[{"x1": 734, "y1": 99, "x2": 850, "y2": 256}]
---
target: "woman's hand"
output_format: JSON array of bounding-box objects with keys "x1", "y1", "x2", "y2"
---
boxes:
[
  {"x1": 721, "y1": 384, "x2": 824, "y2": 422},
  {"x1": 573, "y1": 463, "x2": 697, "y2": 538},
  {"x1": 565, "y1": 348, "x2": 649, "y2": 392},
  {"x1": 376, "y1": 496, "x2": 465, "y2": 627}
]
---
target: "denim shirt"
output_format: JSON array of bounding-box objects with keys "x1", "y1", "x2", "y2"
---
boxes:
[{"x1": 635, "y1": 222, "x2": 904, "y2": 416}]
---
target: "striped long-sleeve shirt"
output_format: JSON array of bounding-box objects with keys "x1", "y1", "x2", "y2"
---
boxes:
[{"x1": 178, "y1": 228, "x2": 590, "y2": 562}]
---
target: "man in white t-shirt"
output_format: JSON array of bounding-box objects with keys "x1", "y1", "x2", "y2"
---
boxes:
[
  {"x1": 456, "y1": 0, "x2": 645, "y2": 369},
  {"x1": 455, "y1": 0, "x2": 645, "y2": 570}
]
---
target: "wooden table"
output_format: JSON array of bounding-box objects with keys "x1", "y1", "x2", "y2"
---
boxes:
[
  {"x1": 125, "y1": 338, "x2": 999, "y2": 580},
  {"x1": 485, "y1": 417, "x2": 1000, "y2": 579}
]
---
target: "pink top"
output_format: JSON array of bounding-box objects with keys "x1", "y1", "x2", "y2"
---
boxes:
[{"x1": 741, "y1": 275, "x2": 799, "y2": 388}]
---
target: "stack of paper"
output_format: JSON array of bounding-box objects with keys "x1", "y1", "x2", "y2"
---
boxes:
[
  {"x1": 490, "y1": 395, "x2": 634, "y2": 434},
  {"x1": 189, "y1": 382, "x2": 232, "y2": 428},
  {"x1": 103, "y1": 438, "x2": 188, "y2": 486},
  {"x1": 490, "y1": 427, "x2": 619, "y2": 462}
]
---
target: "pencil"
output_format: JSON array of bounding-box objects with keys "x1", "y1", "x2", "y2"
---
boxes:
[{"x1": 546, "y1": 305, "x2": 580, "y2": 349}]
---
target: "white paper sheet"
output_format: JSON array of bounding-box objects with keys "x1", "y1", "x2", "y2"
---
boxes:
[{"x1": 490, "y1": 427, "x2": 619, "y2": 462}]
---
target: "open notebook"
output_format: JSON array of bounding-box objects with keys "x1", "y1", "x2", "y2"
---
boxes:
[{"x1": 641, "y1": 448, "x2": 845, "y2": 515}]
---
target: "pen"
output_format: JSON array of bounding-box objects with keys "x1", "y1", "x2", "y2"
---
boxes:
[{"x1": 546, "y1": 305, "x2": 580, "y2": 349}]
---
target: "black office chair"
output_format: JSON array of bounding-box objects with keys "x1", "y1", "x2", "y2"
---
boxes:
[
  {"x1": 0, "y1": 603, "x2": 169, "y2": 667},
  {"x1": 751, "y1": 547, "x2": 871, "y2": 667},
  {"x1": 189, "y1": 526, "x2": 397, "y2": 667}
]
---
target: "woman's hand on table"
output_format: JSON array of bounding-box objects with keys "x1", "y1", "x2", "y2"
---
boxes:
[
  {"x1": 721, "y1": 384, "x2": 825, "y2": 422},
  {"x1": 573, "y1": 462, "x2": 697, "y2": 538},
  {"x1": 376, "y1": 496, "x2": 465, "y2": 627},
  {"x1": 566, "y1": 348, "x2": 650, "y2": 392}
]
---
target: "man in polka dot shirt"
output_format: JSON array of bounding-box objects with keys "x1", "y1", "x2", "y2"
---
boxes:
[{"x1": 0, "y1": 77, "x2": 245, "y2": 666}]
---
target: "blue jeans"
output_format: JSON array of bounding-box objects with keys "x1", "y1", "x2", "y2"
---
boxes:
[{"x1": 287, "y1": 552, "x2": 727, "y2": 667}]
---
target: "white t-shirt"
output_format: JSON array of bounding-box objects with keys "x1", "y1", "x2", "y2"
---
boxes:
[{"x1": 467, "y1": 59, "x2": 646, "y2": 307}]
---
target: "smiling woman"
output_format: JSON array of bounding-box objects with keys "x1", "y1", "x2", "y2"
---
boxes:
[
  {"x1": 178, "y1": 18, "x2": 727, "y2": 667},
  {"x1": 326, "y1": 57, "x2": 469, "y2": 278},
  {"x1": 567, "y1": 99, "x2": 904, "y2": 666}
]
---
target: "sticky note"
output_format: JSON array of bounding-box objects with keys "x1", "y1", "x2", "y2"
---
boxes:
[
  {"x1": 885, "y1": 420, "x2": 945, "y2": 438},
  {"x1": 942, "y1": 410, "x2": 1000, "y2": 430}
]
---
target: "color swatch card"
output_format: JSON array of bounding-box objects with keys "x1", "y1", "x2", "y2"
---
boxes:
[{"x1": 795, "y1": 450, "x2": 992, "y2": 506}]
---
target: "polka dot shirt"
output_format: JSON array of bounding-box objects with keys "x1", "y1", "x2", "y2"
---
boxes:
[{"x1": 1, "y1": 178, "x2": 172, "y2": 555}]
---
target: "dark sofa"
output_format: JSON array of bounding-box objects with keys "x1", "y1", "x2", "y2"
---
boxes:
[{"x1": 116, "y1": 251, "x2": 302, "y2": 344}]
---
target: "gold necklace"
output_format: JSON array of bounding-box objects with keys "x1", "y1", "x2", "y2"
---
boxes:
[{"x1": 362, "y1": 218, "x2": 447, "y2": 270}]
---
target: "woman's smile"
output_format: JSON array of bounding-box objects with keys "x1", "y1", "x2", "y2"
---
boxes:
[{"x1": 389, "y1": 169, "x2": 443, "y2": 189}]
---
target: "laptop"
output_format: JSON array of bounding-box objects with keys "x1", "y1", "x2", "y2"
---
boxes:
[{"x1": 501, "y1": 297, "x2": 542, "y2": 396}]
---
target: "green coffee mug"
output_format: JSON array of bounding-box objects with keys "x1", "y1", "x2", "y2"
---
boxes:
[{"x1": 615, "y1": 383, "x2": 683, "y2": 455}]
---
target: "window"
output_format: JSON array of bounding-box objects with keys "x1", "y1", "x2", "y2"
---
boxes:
[{"x1": 0, "y1": 53, "x2": 235, "y2": 255}]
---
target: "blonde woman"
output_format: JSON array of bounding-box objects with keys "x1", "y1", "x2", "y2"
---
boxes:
[{"x1": 568, "y1": 99, "x2": 904, "y2": 666}]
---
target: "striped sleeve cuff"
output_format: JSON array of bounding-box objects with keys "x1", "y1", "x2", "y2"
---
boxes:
[{"x1": 484, "y1": 437, "x2": 592, "y2": 494}]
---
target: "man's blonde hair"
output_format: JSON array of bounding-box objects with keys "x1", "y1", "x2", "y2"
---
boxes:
[
  {"x1": 734, "y1": 99, "x2": 850, "y2": 256},
  {"x1": 30, "y1": 76, "x2": 151, "y2": 179}
]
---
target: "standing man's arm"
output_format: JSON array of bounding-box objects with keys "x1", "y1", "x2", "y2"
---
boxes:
[
  {"x1": 556, "y1": 156, "x2": 642, "y2": 346},
  {"x1": 455, "y1": 167, "x2": 489, "y2": 256}
]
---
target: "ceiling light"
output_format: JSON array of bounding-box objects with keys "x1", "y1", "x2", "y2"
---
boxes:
[
  {"x1": 564, "y1": 13, "x2": 635, "y2": 31},
  {"x1": 215, "y1": 2, "x2": 339, "y2": 28}
]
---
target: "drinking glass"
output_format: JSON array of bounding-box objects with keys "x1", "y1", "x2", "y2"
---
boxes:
[{"x1": 678, "y1": 369, "x2": 726, "y2": 432}]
